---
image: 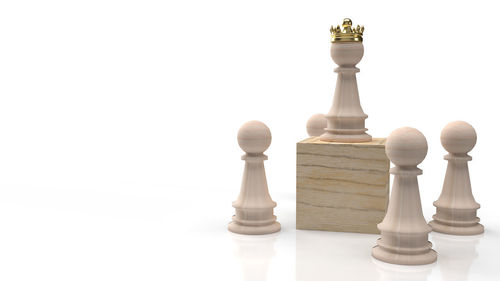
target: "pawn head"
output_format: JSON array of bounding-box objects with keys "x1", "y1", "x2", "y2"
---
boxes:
[
  {"x1": 238, "y1": 120, "x2": 272, "y2": 154},
  {"x1": 386, "y1": 127, "x2": 428, "y2": 166},
  {"x1": 306, "y1": 113, "x2": 327, "y2": 137},
  {"x1": 441, "y1": 121, "x2": 476, "y2": 154}
]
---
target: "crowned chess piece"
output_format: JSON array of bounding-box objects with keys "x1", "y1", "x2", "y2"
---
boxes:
[
  {"x1": 297, "y1": 19, "x2": 389, "y2": 234},
  {"x1": 228, "y1": 121, "x2": 280, "y2": 235},
  {"x1": 372, "y1": 127, "x2": 437, "y2": 265},
  {"x1": 306, "y1": 113, "x2": 327, "y2": 137},
  {"x1": 320, "y1": 18, "x2": 372, "y2": 143},
  {"x1": 429, "y1": 121, "x2": 483, "y2": 235}
]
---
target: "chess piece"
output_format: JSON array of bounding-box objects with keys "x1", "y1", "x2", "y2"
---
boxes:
[
  {"x1": 372, "y1": 127, "x2": 437, "y2": 265},
  {"x1": 429, "y1": 121, "x2": 483, "y2": 235},
  {"x1": 306, "y1": 113, "x2": 327, "y2": 136},
  {"x1": 320, "y1": 18, "x2": 372, "y2": 143},
  {"x1": 228, "y1": 120, "x2": 281, "y2": 235}
]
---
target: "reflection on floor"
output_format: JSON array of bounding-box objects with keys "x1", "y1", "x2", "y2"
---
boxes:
[
  {"x1": 228, "y1": 225, "x2": 483, "y2": 281},
  {"x1": 296, "y1": 230, "x2": 380, "y2": 281},
  {"x1": 373, "y1": 257, "x2": 434, "y2": 281},
  {"x1": 296, "y1": 229, "x2": 482, "y2": 281},
  {"x1": 431, "y1": 232, "x2": 481, "y2": 281},
  {"x1": 231, "y1": 232, "x2": 278, "y2": 281}
]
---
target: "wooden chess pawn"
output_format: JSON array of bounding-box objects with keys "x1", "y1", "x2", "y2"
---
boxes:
[
  {"x1": 320, "y1": 18, "x2": 372, "y2": 143},
  {"x1": 306, "y1": 113, "x2": 327, "y2": 137},
  {"x1": 228, "y1": 121, "x2": 281, "y2": 235},
  {"x1": 372, "y1": 127, "x2": 437, "y2": 265},
  {"x1": 429, "y1": 121, "x2": 483, "y2": 235}
]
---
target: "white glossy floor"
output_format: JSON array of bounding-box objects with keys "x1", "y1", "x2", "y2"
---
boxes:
[
  {"x1": 223, "y1": 192, "x2": 499, "y2": 281},
  {"x1": 1, "y1": 185, "x2": 498, "y2": 281}
]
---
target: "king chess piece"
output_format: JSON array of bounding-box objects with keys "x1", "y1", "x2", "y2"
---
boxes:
[
  {"x1": 372, "y1": 127, "x2": 437, "y2": 265},
  {"x1": 320, "y1": 18, "x2": 372, "y2": 143},
  {"x1": 429, "y1": 121, "x2": 483, "y2": 235},
  {"x1": 296, "y1": 19, "x2": 390, "y2": 234},
  {"x1": 228, "y1": 120, "x2": 281, "y2": 235}
]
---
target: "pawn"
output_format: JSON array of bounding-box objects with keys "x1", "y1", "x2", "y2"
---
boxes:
[
  {"x1": 429, "y1": 121, "x2": 483, "y2": 235},
  {"x1": 228, "y1": 120, "x2": 281, "y2": 235},
  {"x1": 372, "y1": 127, "x2": 437, "y2": 265},
  {"x1": 306, "y1": 113, "x2": 327, "y2": 137}
]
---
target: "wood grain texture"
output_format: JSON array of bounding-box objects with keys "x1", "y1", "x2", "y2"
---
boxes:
[{"x1": 297, "y1": 137, "x2": 390, "y2": 234}]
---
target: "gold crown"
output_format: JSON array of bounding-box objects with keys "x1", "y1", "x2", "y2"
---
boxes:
[{"x1": 330, "y1": 18, "x2": 364, "y2": 43}]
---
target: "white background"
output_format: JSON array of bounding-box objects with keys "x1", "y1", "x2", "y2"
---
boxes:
[{"x1": 0, "y1": 0, "x2": 499, "y2": 280}]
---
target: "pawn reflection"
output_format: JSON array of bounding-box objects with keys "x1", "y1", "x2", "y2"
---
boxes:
[
  {"x1": 431, "y1": 232, "x2": 481, "y2": 281},
  {"x1": 230, "y1": 232, "x2": 278, "y2": 281},
  {"x1": 372, "y1": 257, "x2": 434, "y2": 281},
  {"x1": 296, "y1": 230, "x2": 378, "y2": 281}
]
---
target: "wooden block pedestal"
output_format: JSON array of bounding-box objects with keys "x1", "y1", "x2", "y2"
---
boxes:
[{"x1": 296, "y1": 137, "x2": 390, "y2": 234}]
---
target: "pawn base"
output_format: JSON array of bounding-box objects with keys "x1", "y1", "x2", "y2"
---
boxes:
[
  {"x1": 429, "y1": 220, "x2": 484, "y2": 235},
  {"x1": 319, "y1": 132, "x2": 372, "y2": 143},
  {"x1": 228, "y1": 221, "x2": 281, "y2": 235},
  {"x1": 372, "y1": 246, "x2": 437, "y2": 265}
]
